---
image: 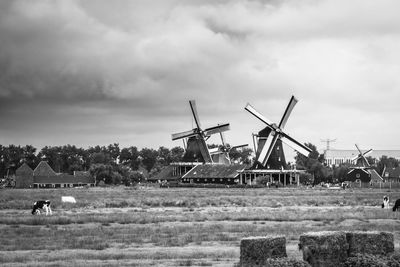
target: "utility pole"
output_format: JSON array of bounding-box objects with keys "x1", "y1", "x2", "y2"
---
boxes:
[{"x1": 321, "y1": 138, "x2": 336, "y2": 151}]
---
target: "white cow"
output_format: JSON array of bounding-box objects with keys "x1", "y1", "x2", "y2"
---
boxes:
[{"x1": 61, "y1": 196, "x2": 76, "y2": 203}]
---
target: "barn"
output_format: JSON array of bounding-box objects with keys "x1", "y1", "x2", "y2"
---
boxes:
[
  {"x1": 148, "y1": 162, "x2": 201, "y2": 183},
  {"x1": 346, "y1": 167, "x2": 384, "y2": 187},
  {"x1": 15, "y1": 163, "x2": 34, "y2": 188},
  {"x1": 346, "y1": 168, "x2": 371, "y2": 183},
  {"x1": 181, "y1": 164, "x2": 246, "y2": 185},
  {"x1": 14, "y1": 161, "x2": 95, "y2": 188},
  {"x1": 383, "y1": 167, "x2": 400, "y2": 184}
]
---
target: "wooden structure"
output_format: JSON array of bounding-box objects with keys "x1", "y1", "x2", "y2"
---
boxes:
[
  {"x1": 238, "y1": 169, "x2": 304, "y2": 186},
  {"x1": 181, "y1": 164, "x2": 246, "y2": 184}
]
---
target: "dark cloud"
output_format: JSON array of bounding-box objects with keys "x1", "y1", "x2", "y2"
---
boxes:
[{"x1": 0, "y1": 0, "x2": 400, "y2": 152}]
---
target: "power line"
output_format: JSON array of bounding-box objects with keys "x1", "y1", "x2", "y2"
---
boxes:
[{"x1": 321, "y1": 138, "x2": 336, "y2": 151}]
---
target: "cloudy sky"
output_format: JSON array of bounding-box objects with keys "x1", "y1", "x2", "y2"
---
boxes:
[{"x1": 1, "y1": 0, "x2": 400, "y2": 156}]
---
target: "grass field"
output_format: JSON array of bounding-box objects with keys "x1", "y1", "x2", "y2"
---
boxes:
[{"x1": 0, "y1": 186, "x2": 399, "y2": 266}]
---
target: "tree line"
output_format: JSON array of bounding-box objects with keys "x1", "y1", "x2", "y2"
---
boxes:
[
  {"x1": 2, "y1": 142, "x2": 397, "y2": 186},
  {"x1": 0, "y1": 143, "x2": 252, "y2": 185}
]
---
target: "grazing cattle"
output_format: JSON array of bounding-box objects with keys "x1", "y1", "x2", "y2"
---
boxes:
[
  {"x1": 32, "y1": 200, "x2": 52, "y2": 215},
  {"x1": 61, "y1": 196, "x2": 76, "y2": 203},
  {"x1": 382, "y1": 195, "x2": 390, "y2": 209},
  {"x1": 393, "y1": 199, "x2": 400, "y2": 212}
]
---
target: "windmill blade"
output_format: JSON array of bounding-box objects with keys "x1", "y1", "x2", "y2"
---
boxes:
[
  {"x1": 361, "y1": 149, "x2": 372, "y2": 167},
  {"x1": 245, "y1": 103, "x2": 273, "y2": 127},
  {"x1": 252, "y1": 133, "x2": 258, "y2": 153},
  {"x1": 189, "y1": 100, "x2": 202, "y2": 130},
  {"x1": 171, "y1": 129, "x2": 197, "y2": 141},
  {"x1": 197, "y1": 137, "x2": 213, "y2": 163},
  {"x1": 362, "y1": 149, "x2": 373, "y2": 157},
  {"x1": 219, "y1": 131, "x2": 226, "y2": 147},
  {"x1": 182, "y1": 139, "x2": 187, "y2": 150},
  {"x1": 362, "y1": 156, "x2": 371, "y2": 167},
  {"x1": 355, "y1": 144, "x2": 363, "y2": 155},
  {"x1": 259, "y1": 133, "x2": 280, "y2": 166},
  {"x1": 354, "y1": 144, "x2": 372, "y2": 167},
  {"x1": 231, "y1": 144, "x2": 248, "y2": 150},
  {"x1": 278, "y1": 95, "x2": 298, "y2": 129},
  {"x1": 280, "y1": 132, "x2": 312, "y2": 157},
  {"x1": 208, "y1": 147, "x2": 221, "y2": 154},
  {"x1": 203, "y1": 123, "x2": 230, "y2": 136}
]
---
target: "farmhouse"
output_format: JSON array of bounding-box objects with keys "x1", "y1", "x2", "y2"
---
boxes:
[
  {"x1": 148, "y1": 162, "x2": 201, "y2": 183},
  {"x1": 382, "y1": 167, "x2": 400, "y2": 183},
  {"x1": 15, "y1": 162, "x2": 34, "y2": 188},
  {"x1": 181, "y1": 164, "x2": 246, "y2": 184},
  {"x1": 14, "y1": 161, "x2": 95, "y2": 188}
]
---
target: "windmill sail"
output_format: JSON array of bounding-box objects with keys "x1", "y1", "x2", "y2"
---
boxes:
[{"x1": 245, "y1": 95, "x2": 311, "y2": 168}]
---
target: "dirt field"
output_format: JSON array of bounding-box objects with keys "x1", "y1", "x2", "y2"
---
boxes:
[{"x1": 0, "y1": 186, "x2": 399, "y2": 266}]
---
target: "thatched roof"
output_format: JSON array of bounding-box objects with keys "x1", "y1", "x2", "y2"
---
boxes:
[
  {"x1": 33, "y1": 161, "x2": 57, "y2": 177},
  {"x1": 149, "y1": 165, "x2": 176, "y2": 181},
  {"x1": 15, "y1": 163, "x2": 33, "y2": 176},
  {"x1": 34, "y1": 173, "x2": 94, "y2": 184},
  {"x1": 183, "y1": 164, "x2": 246, "y2": 179}
]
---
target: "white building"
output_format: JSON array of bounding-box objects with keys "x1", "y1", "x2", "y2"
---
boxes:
[{"x1": 324, "y1": 149, "x2": 400, "y2": 167}]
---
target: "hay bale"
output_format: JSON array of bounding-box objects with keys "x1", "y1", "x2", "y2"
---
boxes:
[
  {"x1": 240, "y1": 235, "x2": 287, "y2": 265},
  {"x1": 346, "y1": 231, "x2": 394, "y2": 256},
  {"x1": 344, "y1": 253, "x2": 400, "y2": 267},
  {"x1": 299, "y1": 231, "x2": 348, "y2": 267}
]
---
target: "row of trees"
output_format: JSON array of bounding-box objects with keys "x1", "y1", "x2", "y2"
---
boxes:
[
  {"x1": 0, "y1": 143, "x2": 253, "y2": 185},
  {"x1": 0, "y1": 144, "x2": 185, "y2": 183},
  {"x1": 2, "y1": 142, "x2": 398, "y2": 186}
]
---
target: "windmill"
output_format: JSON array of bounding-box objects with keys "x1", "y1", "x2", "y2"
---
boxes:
[
  {"x1": 209, "y1": 131, "x2": 248, "y2": 164},
  {"x1": 352, "y1": 144, "x2": 373, "y2": 167},
  {"x1": 245, "y1": 95, "x2": 311, "y2": 169},
  {"x1": 347, "y1": 144, "x2": 383, "y2": 182},
  {"x1": 171, "y1": 100, "x2": 230, "y2": 163}
]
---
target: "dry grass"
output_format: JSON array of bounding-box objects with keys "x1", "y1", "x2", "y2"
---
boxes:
[{"x1": 0, "y1": 186, "x2": 399, "y2": 266}]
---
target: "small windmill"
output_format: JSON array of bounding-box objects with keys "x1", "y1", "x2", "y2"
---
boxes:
[
  {"x1": 245, "y1": 95, "x2": 311, "y2": 169},
  {"x1": 347, "y1": 144, "x2": 383, "y2": 182},
  {"x1": 171, "y1": 100, "x2": 230, "y2": 163},
  {"x1": 352, "y1": 144, "x2": 373, "y2": 167},
  {"x1": 209, "y1": 131, "x2": 248, "y2": 164}
]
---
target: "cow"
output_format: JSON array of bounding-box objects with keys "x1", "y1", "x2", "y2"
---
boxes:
[
  {"x1": 31, "y1": 200, "x2": 52, "y2": 215},
  {"x1": 382, "y1": 195, "x2": 390, "y2": 209},
  {"x1": 393, "y1": 199, "x2": 400, "y2": 212}
]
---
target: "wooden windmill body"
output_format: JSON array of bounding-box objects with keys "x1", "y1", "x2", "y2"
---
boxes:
[
  {"x1": 209, "y1": 131, "x2": 248, "y2": 165},
  {"x1": 171, "y1": 100, "x2": 230, "y2": 164},
  {"x1": 245, "y1": 95, "x2": 311, "y2": 170}
]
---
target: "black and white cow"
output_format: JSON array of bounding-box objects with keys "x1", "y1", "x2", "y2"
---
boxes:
[
  {"x1": 393, "y1": 199, "x2": 400, "y2": 212},
  {"x1": 31, "y1": 200, "x2": 52, "y2": 215},
  {"x1": 382, "y1": 195, "x2": 390, "y2": 209}
]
